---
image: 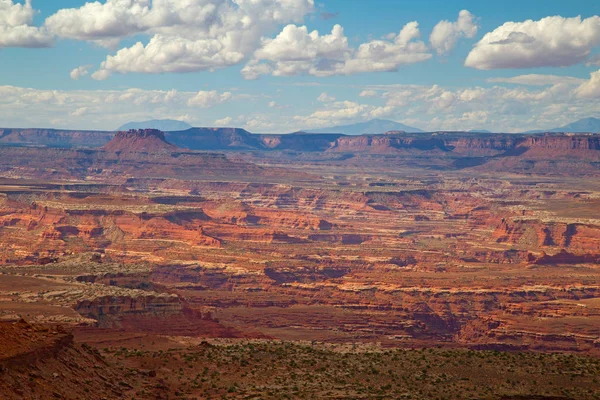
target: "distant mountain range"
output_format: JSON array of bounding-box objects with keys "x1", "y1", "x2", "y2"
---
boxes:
[
  {"x1": 304, "y1": 119, "x2": 423, "y2": 135},
  {"x1": 117, "y1": 119, "x2": 192, "y2": 131},
  {"x1": 525, "y1": 117, "x2": 600, "y2": 133},
  {"x1": 108, "y1": 116, "x2": 600, "y2": 136}
]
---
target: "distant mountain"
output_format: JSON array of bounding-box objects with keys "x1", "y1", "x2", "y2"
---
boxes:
[
  {"x1": 304, "y1": 119, "x2": 423, "y2": 135},
  {"x1": 117, "y1": 119, "x2": 192, "y2": 131},
  {"x1": 525, "y1": 117, "x2": 600, "y2": 133}
]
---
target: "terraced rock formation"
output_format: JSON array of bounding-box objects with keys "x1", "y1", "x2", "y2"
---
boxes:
[{"x1": 1, "y1": 129, "x2": 600, "y2": 358}]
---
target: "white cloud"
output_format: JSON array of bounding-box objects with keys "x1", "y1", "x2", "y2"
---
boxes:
[
  {"x1": 70, "y1": 107, "x2": 88, "y2": 117},
  {"x1": 0, "y1": 0, "x2": 52, "y2": 48},
  {"x1": 243, "y1": 24, "x2": 350, "y2": 78},
  {"x1": 359, "y1": 90, "x2": 378, "y2": 98},
  {"x1": 268, "y1": 101, "x2": 288, "y2": 109},
  {"x1": 343, "y1": 22, "x2": 431, "y2": 74},
  {"x1": 214, "y1": 116, "x2": 233, "y2": 126},
  {"x1": 255, "y1": 24, "x2": 349, "y2": 62},
  {"x1": 0, "y1": 85, "x2": 246, "y2": 130},
  {"x1": 240, "y1": 63, "x2": 274, "y2": 80},
  {"x1": 488, "y1": 74, "x2": 587, "y2": 86},
  {"x1": 70, "y1": 65, "x2": 91, "y2": 80},
  {"x1": 244, "y1": 115, "x2": 277, "y2": 131},
  {"x1": 47, "y1": 0, "x2": 315, "y2": 78},
  {"x1": 317, "y1": 92, "x2": 335, "y2": 102},
  {"x1": 465, "y1": 15, "x2": 600, "y2": 69},
  {"x1": 293, "y1": 100, "x2": 380, "y2": 128},
  {"x1": 430, "y1": 10, "x2": 478, "y2": 55},
  {"x1": 574, "y1": 69, "x2": 600, "y2": 98},
  {"x1": 46, "y1": 0, "x2": 315, "y2": 42},
  {"x1": 187, "y1": 90, "x2": 232, "y2": 107},
  {"x1": 44, "y1": 0, "x2": 151, "y2": 43},
  {"x1": 461, "y1": 110, "x2": 489, "y2": 125},
  {"x1": 95, "y1": 35, "x2": 246, "y2": 76},
  {"x1": 244, "y1": 21, "x2": 431, "y2": 78},
  {"x1": 2, "y1": 80, "x2": 600, "y2": 134},
  {"x1": 91, "y1": 69, "x2": 111, "y2": 81},
  {"x1": 285, "y1": 72, "x2": 600, "y2": 133}
]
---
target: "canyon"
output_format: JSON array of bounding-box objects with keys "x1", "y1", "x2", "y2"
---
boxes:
[{"x1": 2, "y1": 127, "x2": 600, "y2": 397}]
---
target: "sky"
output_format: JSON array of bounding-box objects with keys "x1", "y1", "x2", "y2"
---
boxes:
[{"x1": 1, "y1": 0, "x2": 600, "y2": 133}]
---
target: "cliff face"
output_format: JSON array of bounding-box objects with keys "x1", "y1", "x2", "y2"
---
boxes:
[
  {"x1": 166, "y1": 127, "x2": 263, "y2": 150},
  {"x1": 519, "y1": 135, "x2": 600, "y2": 150},
  {"x1": 326, "y1": 133, "x2": 600, "y2": 155},
  {"x1": 0, "y1": 128, "x2": 113, "y2": 148},
  {"x1": 3, "y1": 127, "x2": 600, "y2": 159},
  {"x1": 0, "y1": 201, "x2": 222, "y2": 263},
  {"x1": 493, "y1": 218, "x2": 600, "y2": 252},
  {"x1": 330, "y1": 135, "x2": 451, "y2": 153},
  {"x1": 74, "y1": 293, "x2": 182, "y2": 319},
  {"x1": 260, "y1": 133, "x2": 343, "y2": 151},
  {"x1": 0, "y1": 320, "x2": 137, "y2": 400}
]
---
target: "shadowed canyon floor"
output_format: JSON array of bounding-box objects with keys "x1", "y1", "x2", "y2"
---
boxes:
[{"x1": 2, "y1": 129, "x2": 600, "y2": 397}]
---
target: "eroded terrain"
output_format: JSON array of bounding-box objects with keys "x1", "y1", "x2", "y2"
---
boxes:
[{"x1": 2, "y1": 129, "x2": 600, "y2": 360}]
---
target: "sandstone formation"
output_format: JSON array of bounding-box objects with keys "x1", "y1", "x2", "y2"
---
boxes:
[
  {"x1": 102, "y1": 129, "x2": 177, "y2": 153},
  {"x1": 1, "y1": 128, "x2": 600, "y2": 356}
]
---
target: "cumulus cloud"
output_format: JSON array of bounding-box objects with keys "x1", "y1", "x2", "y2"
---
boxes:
[
  {"x1": 243, "y1": 24, "x2": 350, "y2": 78},
  {"x1": 359, "y1": 90, "x2": 378, "y2": 98},
  {"x1": 96, "y1": 35, "x2": 246, "y2": 75},
  {"x1": 487, "y1": 74, "x2": 587, "y2": 86},
  {"x1": 70, "y1": 65, "x2": 91, "y2": 80},
  {"x1": 244, "y1": 115, "x2": 278, "y2": 131},
  {"x1": 257, "y1": 24, "x2": 349, "y2": 62},
  {"x1": 574, "y1": 69, "x2": 600, "y2": 98},
  {"x1": 46, "y1": 0, "x2": 315, "y2": 41},
  {"x1": 343, "y1": 22, "x2": 431, "y2": 74},
  {"x1": 430, "y1": 10, "x2": 478, "y2": 55},
  {"x1": 214, "y1": 116, "x2": 233, "y2": 126},
  {"x1": 244, "y1": 21, "x2": 431, "y2": 78},
  {"x1": 465, "y1": 15, "x2": 600, "y2": 69},
  {"x1": 0, "y1": 0, "x2": 52, "y2": 48},
  {"x1": 47, "y1": 0, "x2": 315, "y2": 78},
  {"x1": 3, "y1": 79, "x2": 600, "y2": 134},
  {"x1": 240, "y1": 63, "x2": 275, "y2": 80},
  {"x1": 267, "y1": 101, "x2": 289, "y2": 109},
  {"x1": 317, "y1": 92, "x2": 335, "y2": 102},
  {"x1": 42, "y1": 0, "x2": 161, "y2": 42},
  {"x1": 285, "y1": 72, "x2": 600, "y2": 133},
  {"x1": 0, "y1": 85, "x2": 246, "y2": 130},
  {"x1": 368, "y1": 82, "x2": 590, "y2": 131},
  {"x1": 70, "y1": 107, "x2": 88, "y2": 117},
  {"x1": 293, "y1": 100, "x2": 371, "y2": 127},
  {"x1": 91, "y1": 69, "x2": 111, "y2": 81},
  {"x1": 187, "y1": 90, "x2": 232, "y2": 107}
]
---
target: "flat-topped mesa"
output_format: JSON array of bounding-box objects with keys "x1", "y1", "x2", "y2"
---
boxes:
[
  {"x1": 102, "y1": 128, "x2": 177, "y2": 153},
  {"x1": 384, "y1": 130, "x2": 407, "y2": 135}
]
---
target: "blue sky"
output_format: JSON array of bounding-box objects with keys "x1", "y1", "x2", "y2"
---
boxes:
[{"x1": 1, "y1": 0, "x2": 600, "y2": 132}]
